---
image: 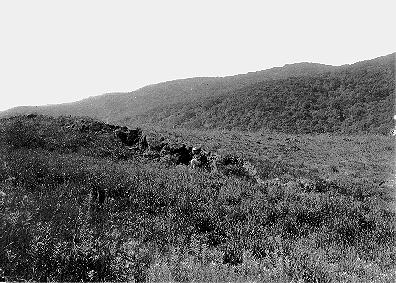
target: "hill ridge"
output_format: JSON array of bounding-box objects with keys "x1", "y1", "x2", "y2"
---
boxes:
[{"x1": 1, "y1": 53, "x2": 394, "y2": 134}]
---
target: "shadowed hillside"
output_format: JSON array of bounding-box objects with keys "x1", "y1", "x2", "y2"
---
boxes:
[
  {"x1": 0, "y1": 61, "x2": 338, "y2": 124},
  {"x1": 136, "y1": 53, "x2": 395, "y2": 134},
  {"x1": 2, "y1": 53, "x2": 394, "y2": 134}
]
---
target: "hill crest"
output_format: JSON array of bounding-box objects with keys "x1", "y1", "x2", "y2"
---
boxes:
[{"x1": 1, "y1": 53, "x2": 394, "y2": 134}]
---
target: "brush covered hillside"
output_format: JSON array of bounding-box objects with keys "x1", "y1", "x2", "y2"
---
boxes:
[
  {"x1": 1, "y1": 53, "x2": 394, "y2": 134},
  {"x1": 1, "y1": 61, "x2": 337, "y2": 124},
  {"x1": 0, "y1": 62, "x2": 339, "y2": 126},
  {"x1": 0, "y1": 115, "x2": 395, "y2": 282},
  {"x1": 137, "y1": 53, "x2": 395, "y2": 134}
]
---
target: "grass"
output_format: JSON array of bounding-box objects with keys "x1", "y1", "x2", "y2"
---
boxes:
[
  {"x1": 145, "y1": 126, "x2": 395, "y2": 183},
  {"x1": 0, "y1": 115, "x2": 395, "y2": 282}
]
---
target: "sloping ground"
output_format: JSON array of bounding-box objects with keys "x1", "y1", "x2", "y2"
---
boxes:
[
  {"x1": 146, "y1": 126, "x2": 395, "y2": 185},
  {"x1": 136, "y1": 54, "x2": 395, "y2": 134},
  {"x1": 0, "y1": 115, "x2": 395, "y2": 282},
  {"x1": 0, "y1": 63, "x2": 335, "y2": 123},
  {"x1": 0, "y1": 115, "x2": 257, "y2": 183},
  {"x1": 4, "y1": 114, "x2": 391, "y2": 189},
  {"x1": 1, "y1": 53, "x2": 394, "y2": 135}
]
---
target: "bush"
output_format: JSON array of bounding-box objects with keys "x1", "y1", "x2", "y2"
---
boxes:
[{"x1": 4, "y1": 119, "x2": 45, "y2": 149}]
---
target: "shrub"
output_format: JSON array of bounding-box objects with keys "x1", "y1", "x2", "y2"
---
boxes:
[{"x1": 4, "y1": 119, "x2": 44, "y2": 149}]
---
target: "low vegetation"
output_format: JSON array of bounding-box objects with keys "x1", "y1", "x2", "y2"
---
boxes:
[
  {"x1": 0, "y1": 115, "x2": 395, "y2": 282},
  {"x1": 147, "y1": 126, "x2": 395, "y2": 184}
]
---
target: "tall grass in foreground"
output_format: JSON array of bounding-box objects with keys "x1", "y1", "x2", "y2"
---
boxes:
[
  {"x1": 1, "y1": 147, "x2": 395, "y2": 282},
  {"x1": 0, "y1": 116, "x2": 395, "y2": 282}
]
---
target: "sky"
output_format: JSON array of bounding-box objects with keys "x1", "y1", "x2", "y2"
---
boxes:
[{"x1": 0, "y1": 0, "x2": 395, "y2": 111}]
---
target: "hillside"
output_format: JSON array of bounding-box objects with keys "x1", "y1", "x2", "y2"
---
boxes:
[
  {"x1": 136, "y1": 53, "x2": 395, "y2": 134},
  {"x1": 147, "y1": 126, "x2": 395, "y2": 184},
  {"x1": 1, "y1": 53, "x2": 394, "y2": 134},
  {"x1": 0, "y1": 115, "x2": 395, "y2": 282},
  {"x1": 0, "y1": 61, "x2": 337, "y2": 124}
]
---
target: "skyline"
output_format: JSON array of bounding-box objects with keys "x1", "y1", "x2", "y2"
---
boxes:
[{"x1": 0, "y1": 0, "x2": 395, "y2": 111}]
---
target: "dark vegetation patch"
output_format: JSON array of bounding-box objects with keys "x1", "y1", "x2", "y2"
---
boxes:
[{"x1": 134, "y1": 54, "x2": 395, "y2": 135}]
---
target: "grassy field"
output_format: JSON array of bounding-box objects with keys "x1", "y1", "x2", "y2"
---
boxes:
[
  {"x1": 0, "y1": 115, "x2": 395, "y2": 282},
  {"x1": 147, "y1": 127, "x2": 395, "y2": 184}
]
